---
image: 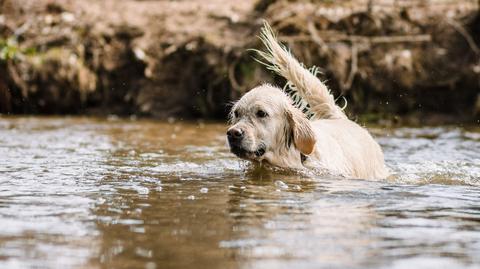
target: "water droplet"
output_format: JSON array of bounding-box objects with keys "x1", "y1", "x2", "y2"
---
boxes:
[
  {"x1": 200, "y1": 187, "x2": 208, "y2": 193},
  {"x1": 146, "y1": 262, "x2": 156, "y2": 269},
  {"x1": 274, "y1": 180, "x2": 289, "y2": 190},
  {"x1": 135, "y1": 186, "x2": 149, "y2": 195}
]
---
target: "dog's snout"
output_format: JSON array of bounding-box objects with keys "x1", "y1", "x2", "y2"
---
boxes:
[{"x1": 227, "y1": 127, "x2": 244, "y2": 140}]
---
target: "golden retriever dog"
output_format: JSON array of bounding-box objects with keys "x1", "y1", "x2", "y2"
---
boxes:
[{"x1": 227, "y1": 22, "x2": 388, "y2": 179}]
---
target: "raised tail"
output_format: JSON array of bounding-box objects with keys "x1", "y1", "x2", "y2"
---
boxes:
[{"x1": 255, "y1": 21, "x2": 346, "y2": 120}]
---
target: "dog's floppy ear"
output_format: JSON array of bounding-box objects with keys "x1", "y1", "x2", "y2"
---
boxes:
[{"x1": 286, "y1": 108, "x2": 316, "y2": 155}]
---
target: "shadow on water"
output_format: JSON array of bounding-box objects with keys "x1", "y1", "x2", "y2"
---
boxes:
[{"x1": 0, "y1": 116, "x2": 479, "y2": 269}]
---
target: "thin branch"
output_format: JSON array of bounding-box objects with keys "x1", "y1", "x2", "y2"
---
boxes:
[
  {"x1": 228, "y1": 58, "x2": 243, "y2": 92},
  {"x1": 307, "y1": 20, "x2": 328, "y2": 54},
  {"x1": 280, "y1": 34, "x2": 432, "y2": 44},
  {"x1": 342, "y1": 44, "x2": 358, "y2": 92},
  {"x1": 446, "y1": 18, "x2": 480, "y2": 56},
  {"x1": 7, "y1": 62, "x2": 28, "y2": 97}
]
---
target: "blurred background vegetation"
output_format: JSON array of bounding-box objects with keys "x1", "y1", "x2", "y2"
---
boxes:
[{"x1": 1, "y1": 0, "x2": 479, "y2": 124}]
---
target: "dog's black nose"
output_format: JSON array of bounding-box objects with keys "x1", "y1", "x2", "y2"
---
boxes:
[{"x1": 227, "y1": 128, "x2": 244, "y2": 140}]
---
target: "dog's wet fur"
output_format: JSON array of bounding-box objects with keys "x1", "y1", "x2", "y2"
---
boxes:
[{"x1": 226, "y1": 22, "x2": 388, "y2": 179}]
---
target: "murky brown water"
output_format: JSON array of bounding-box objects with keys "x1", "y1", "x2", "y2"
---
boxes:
[{"x1": 0, "y1": 116, "x2": 479, "y2": 269}]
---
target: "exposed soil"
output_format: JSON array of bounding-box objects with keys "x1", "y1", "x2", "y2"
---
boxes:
[{"x1": 1, "y1": 0, "x2": 479, "y2": 124}]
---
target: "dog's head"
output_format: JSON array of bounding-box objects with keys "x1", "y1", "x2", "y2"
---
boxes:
[{"x1": 227, "y1": 84, "x2": 316, "y2": 167}]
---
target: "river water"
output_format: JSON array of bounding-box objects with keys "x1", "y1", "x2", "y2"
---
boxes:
[{"x1": 0, "y1": 116, "x2": 479, "y2": 269}]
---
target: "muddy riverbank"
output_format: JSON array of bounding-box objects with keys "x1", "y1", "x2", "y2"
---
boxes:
[{"x1": 1, "y1": 0, "x2": 479, "y2": 124}]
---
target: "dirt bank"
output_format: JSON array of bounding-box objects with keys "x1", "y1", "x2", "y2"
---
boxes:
[{"x1": 1, "y1": 0, "x2": 479, "y2": 124}]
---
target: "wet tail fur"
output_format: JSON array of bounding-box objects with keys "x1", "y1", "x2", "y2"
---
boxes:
[{"x1": 255, "y1": 21, "x2": 347, "y2": 120}]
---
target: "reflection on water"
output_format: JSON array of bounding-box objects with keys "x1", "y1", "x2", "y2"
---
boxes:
[{"x1": 0, "y1": 117, "x2": 479, "y2": 269}]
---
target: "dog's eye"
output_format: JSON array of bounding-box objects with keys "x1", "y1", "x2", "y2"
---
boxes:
[
  {"x1": 234, "y1": 110, "x2": 239, "y2": 118},
  {"x1": 256, "y1": 110, "x2": 268, "y2": 118}
]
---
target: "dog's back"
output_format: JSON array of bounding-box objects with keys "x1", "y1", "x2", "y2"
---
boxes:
[{"x1": 309, "y1": 119, "x2": 388, "y2": 179}]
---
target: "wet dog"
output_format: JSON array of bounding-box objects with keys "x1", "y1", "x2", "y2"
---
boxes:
[{"x1": 227, "y1": 22, "x2": 388, "y2": 179}]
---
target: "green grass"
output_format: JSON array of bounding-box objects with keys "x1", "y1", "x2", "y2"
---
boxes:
[{"x1": 0, "y1": 37, "x2": 37, "y2": 62}]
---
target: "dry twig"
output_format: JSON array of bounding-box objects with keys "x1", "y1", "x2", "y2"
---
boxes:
[
  {"x1": 446, "y1": 18, "x2": 480, "y2": 56},
  {"x1": 280, "y1": 34, "x2": 432, "y2": 44},
  {"x1": 342, "y1": 44, "x2": 358, "y2": 92},
  {"x1": 307, "y1": 20, "x2": 328, "y2": 54}
]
